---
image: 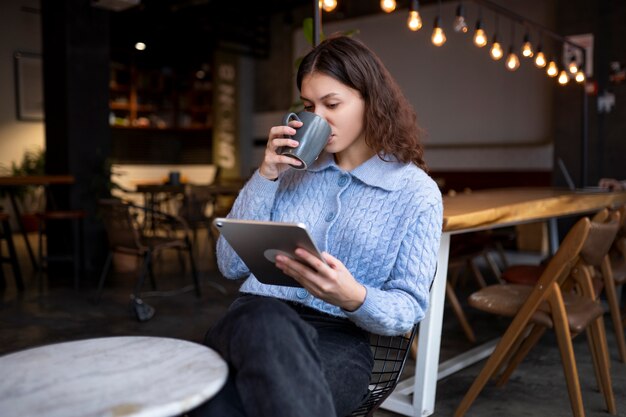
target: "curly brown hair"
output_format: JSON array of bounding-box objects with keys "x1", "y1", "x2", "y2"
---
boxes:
[{"x1": 296, "y1": 35, "x2": 427, "y2": 170}]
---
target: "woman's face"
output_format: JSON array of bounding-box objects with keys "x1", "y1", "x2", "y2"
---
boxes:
[{"x1": 300, "y1": 72, "x2": 368, "y2": 165}]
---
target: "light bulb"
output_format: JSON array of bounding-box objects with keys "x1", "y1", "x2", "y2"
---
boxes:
[
  {"x1": 431, "y1": 17, "x2": 446, "y2": 46},
  {"x1": 380, "y1": 0, "x2": 396, "y2": 13},
  {"x1": 408, "y1": 11, "x2": 422, "y2": 31},
  {"x1": 134, "y1": 42, "x2": 146, "y2": 51},
  {"x1": 575, "y1": 70, "x2": 585, "y2": 83},
  {"x1": 473, "y1": 22, "x2": 487, "y2": 47},
  {"x1": 521, "y1": 34, "x2": 533, "y2": 57},
  {"x1": 547, "y1": 60, "x2": 558, "y2": 77},
  {"x1": 534, "y1": 50, "x2": 546, "y2": 67},
  {"x1": 558, "y1": 70, "x2": 569, "y2": 85},
  {"x1": 568, "y1": 57, "x2": 578, "y2": 74},
  {"x1": 453, "y1": 5, "x2": 468, "y2": 33},
  {"x1": 505, "y1": 47, "x2": 520, "y2": 71},
  {"x1": 490, "y1": 37, "x2": 503, "y2": 60},
  {"x1": 322, "y1": 0, "x2": 337, "y2": 12}
]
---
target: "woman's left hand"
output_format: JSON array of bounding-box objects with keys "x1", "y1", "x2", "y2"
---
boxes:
[{"x1": 275, "y1": 249, "x2": 366, "y2": 312}]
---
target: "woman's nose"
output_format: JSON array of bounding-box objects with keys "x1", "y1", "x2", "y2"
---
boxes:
[{"x1": 313, "y1": 109, "x2": 326, "y2": 120}]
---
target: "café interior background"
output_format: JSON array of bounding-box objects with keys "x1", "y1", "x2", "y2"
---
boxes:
[{"x1": 0, "y1": 0, "x2": 625, "y2": 190}]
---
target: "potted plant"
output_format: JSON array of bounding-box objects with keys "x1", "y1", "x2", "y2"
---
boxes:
[{"x1": 0, "y1": 147, "x2": 46, "y2": 231}]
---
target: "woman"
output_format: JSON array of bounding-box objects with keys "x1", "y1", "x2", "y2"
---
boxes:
[{"x1": 190, "y1": 35, "x2": 442, "y2": 417}]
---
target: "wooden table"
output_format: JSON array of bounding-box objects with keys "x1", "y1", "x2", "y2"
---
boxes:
[
  {"x1": 0, "y1": 336, "x2": 228, "y2": 417},
  {"x1": 381, "y1": 187, "x2": 626, "y2": 417},
  {"x1": 0, "y1": 175, "x2": 75, "y2": 270}
]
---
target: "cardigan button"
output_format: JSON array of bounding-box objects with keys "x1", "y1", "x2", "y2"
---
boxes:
[
  {"x1": 325, "y1": 212, "x2": 335, "y2": 222},
  {"x1": 296, "y1": 288, "x2": 308, "y2": 299},
  {"x1": 338, "y1": 175, "x2": 349, "y2": 186}
]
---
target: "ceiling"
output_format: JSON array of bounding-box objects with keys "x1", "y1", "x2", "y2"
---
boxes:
[{"x1": 108, "y1": 0, "x2": 423, "y2": 66}]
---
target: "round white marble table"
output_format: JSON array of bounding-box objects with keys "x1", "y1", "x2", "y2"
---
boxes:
[{"x1": 0, "y1": 336, "x2": 228, "y2": 417}]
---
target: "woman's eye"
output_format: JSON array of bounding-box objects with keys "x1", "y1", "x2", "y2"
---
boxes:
[
  {"x1": 327, "y1": 103, "x2": 339, "y2": 109},
  {"x1": 303, "y1": 105, "x2": 314, "y2": 111}
]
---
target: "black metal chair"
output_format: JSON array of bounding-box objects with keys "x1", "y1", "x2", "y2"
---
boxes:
[
  {"x1": 348, "y1": 325, "x2": 418, "y2": 417},
  {"x1": 96, "y1": 198, "x2": 202, "y2": 321},
  {"x1": 0, "y1": 212, "x2": 24, "y2": 292}
]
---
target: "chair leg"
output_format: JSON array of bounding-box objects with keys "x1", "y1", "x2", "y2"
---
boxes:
[
  {"x1": 134, "y1": 251, "x2": 152, "y2": 297},
  {"x1": 496, "y1": 324, "x2": 547, "y2": 387},
  {"x1": 96, "y1": 252, "x2": 113, "y2": 303},
  {"x1": 2, "y1": 218, "x2": 24, "y2": 291},
  {"x1": 37, "y1": 218, "x2": 45, "y2": 294},
  {"x1": 602, "y1": 270, "x2": 626, "y2": 362},
  {"x1": 187, "y1": 240, "x2": 201, "y2": 298},
  {"x1": 147, "y1": 254, "x2": 157, "y2": 290},
  {"x1": 454, "y1": 310, "x2": 533, "y2": 416},
  {"x1": 72, "y1": 219, "x2": 80, "y2": 290},
  {"x1": 445, "y1": 282, "x2": 476, "y2": 343},
  {"x1": 588, "y1": 316, "x2": 616, "y2": 414},
  {"x1": 585, "y1": 327, "x2": 603, "y2": 394},
  {"x1": 483, "y1": 251, "x2": 502, "y2": 281},
  {"x1": 548, "y1": 288, "x2": 585, "y2": 417},
  {"x1": 468, "y1": 259, "x2": 488, "y2": 288}
]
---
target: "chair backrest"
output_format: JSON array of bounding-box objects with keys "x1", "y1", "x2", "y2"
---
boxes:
[
  {"x1": 98, "y1": 199, "x2": 144, "y2": 251},
  {"x1": 348, "y1": 325, "x2": 418, "y2": 417},
  {"x1": 180, "y1": 185, "x2": 215, "y2": 223},
  {"x1": 580, "y1": 210, "x2": 620, "y2": 268}
]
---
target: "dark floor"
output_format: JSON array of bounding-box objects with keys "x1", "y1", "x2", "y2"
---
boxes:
[{"x1": 1, "y1": 232, "x2": 625, "y2": 417}]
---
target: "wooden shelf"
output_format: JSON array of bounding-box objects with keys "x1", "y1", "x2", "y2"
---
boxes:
[{"x1": 109, "y1": 63, "x2": 212, "y2": 131}]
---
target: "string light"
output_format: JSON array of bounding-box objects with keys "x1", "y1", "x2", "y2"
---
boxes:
[
  {"x1": 506, "y1": 46, "x2": 520, "y2": 71},
  {"x1": 407, "y1": 0, "x2": 422, "y2": 32},
  {"x1": 431, "y1": 0, "x2": 446, "y2": 47},
  {"x1": 321, "y1": 0, "x2": 337, "y2": 12},
  {"x1": 380, "y1": 0, "x2": 396, "y2": 13},
  {"x1": 489, "y1": 13, "x2": 502, "y2": 60},
  {"x1": 568, "y1": 56, "x2": 579, "y2": 74},
  {"x1": 547, "y1": 58, "x2": 558, "y2": 77},
  {"x1": 490, "y1": 36, "x2": 503, "y2": 60},
  {"x1": 534, "y1": 48, "x2": 546, "y2": 67},
  {"x1": 505, "y1": 23, "x2": 519, "y2": 71},
  {"x1": 431, "y1": 16, "x2": 446, "y2": 46},
  {"x1": 473, "y1": 8, "x2": 487, "y2": 47},
  {"x1": 575, "y1": 70, "x2": 585, "y2": 83},
  {"x1": 453, "y1": 3, "x2": 468, "y2": 33},
  {"x1": 356, "y1": 0, "x2": 589, "y2": 87},
  {"x1": 521, "y1": 32, "x2": 533, "y2": 58}
]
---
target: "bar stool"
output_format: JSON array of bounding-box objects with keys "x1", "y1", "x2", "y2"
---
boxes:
[
  {"x1": 36, "y1": 210, "x2": 86, "y2": 291},
  {"x1": 0, "y1": 212, "x2": 24, "y2": 292}
]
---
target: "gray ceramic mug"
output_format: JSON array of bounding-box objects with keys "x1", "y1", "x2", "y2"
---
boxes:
[{"x1": 278, "y1": 111, "x2": 331, "y2": 170}]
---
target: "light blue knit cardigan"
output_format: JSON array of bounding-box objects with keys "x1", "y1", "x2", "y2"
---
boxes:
[{"x1": 216, "y1": 152, "x2": 443, "y2": 335}]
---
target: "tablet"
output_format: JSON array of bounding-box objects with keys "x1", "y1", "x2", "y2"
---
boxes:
[{"x1": 213, "y1": 218, "x2": 327, "y2": 287}]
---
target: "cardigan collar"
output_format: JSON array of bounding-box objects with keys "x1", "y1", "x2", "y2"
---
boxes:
[{"x1": 307, "y1": 152, "x2": 410, "y2": 191}]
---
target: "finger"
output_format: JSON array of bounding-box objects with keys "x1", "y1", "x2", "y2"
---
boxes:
[
  {"x1": 268, "y1": 125, "x2": 296, "y2": 140},
  {"x1": 268, "y1": 138, "x2": 299, "y2": 150},
  {"x1": 294, "y1": 248, "x2": 329, "y2": 272}
]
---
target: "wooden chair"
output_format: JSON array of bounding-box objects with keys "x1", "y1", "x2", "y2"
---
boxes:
[
  {"x1": 502, "y1": 208, "x2": 626, "y2": 364},
  {"x1": 454, "y1": 216, "x2": 617, "y2": 417},
  {"x1": 604, "y1": 205, "x2": 626, "y2": 362},
  {"x1": 96, "y1": 198, "x2": 201, "y2": 321},
  {"x1": 348, "y1": 325, "x2": 418, "y2": 417},
  {"x1": 493, "y1": 210, "x2": 620, "y2": 404}
]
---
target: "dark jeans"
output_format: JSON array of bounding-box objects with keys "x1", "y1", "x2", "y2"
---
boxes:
[{"x1": 188, "y1": 294, "x2": 374, "y2": 417}]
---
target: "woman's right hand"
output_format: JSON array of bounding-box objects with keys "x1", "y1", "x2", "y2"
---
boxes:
[{"x1": 258, "y1": 121, "x2": 303, "y2": 180}]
